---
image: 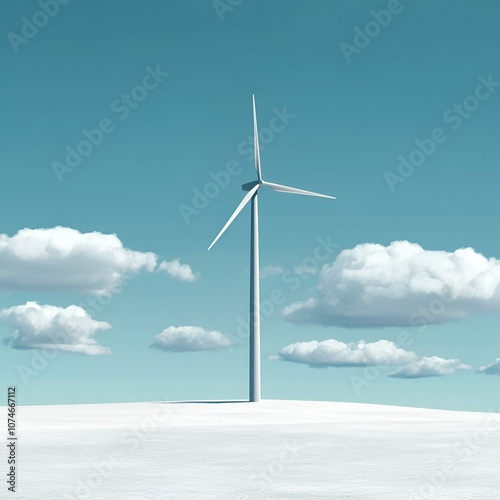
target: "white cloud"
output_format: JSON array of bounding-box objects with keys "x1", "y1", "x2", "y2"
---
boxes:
[
  {"x1": 1, "y1": 301, "x2": 111, "y2": 355},
  {"x1": 151, "y1": 326, "x2": 231, "y2": 352},
  {"x1": 390, "y1": 356, "x2": 471, "y2": 379},
  {"x1": 478, "y1": 358, "x2": 500, "y2": 376},
  {"x1": 277, "y1": 338, "x2": 470, "y2": 379},
  {"x1": 0, "y1": 227, "x2": 198, "y2": 295},
  {"x1": 261, "y1": 265, "x2": 284, "y2": 278},
  {"x1": 292, "y1": 265, "x2": 318, "y2": 275},
  {"x1": 282, "y1": 241, "x2": 500, "y2": 328},
  {"x1": 278, "y1": 339, "x2": 417, "y2": 368},
  {"x1": 158, "y1": 259, "x2": 198, "y2": 282}
]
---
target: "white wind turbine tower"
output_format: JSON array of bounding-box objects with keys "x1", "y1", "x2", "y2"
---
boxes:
[{"x1": 208, "y1": 95, "x2": 335, "y2": 402}]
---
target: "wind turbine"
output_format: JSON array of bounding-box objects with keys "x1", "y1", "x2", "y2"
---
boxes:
[{"x1": 208, "y1": 95, "x2": 335, "y2": 402}]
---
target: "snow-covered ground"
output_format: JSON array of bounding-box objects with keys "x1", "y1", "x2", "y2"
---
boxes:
[{"x1": 2, "y1": 399, "x2": 500, "y2": 499}]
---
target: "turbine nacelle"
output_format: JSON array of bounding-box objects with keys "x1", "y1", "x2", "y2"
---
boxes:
[{"x1": 242, "y1": 180, "x2": 261, "y2": 192}]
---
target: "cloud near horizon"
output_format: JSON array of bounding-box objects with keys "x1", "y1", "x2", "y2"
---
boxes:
[
  {"x1": 1, "y1": 301, "x2": 111, "y2": 355},
  {"x1": 390, "y1": 356, "x2": 471, "y2": 378},
  {"x1": 477, "y1": 358, "x2": 500, "y2": 376},
  {"x1": 282, "y1": 241, "x2": 500, "y2": 328},
  {"x1": 276, "y1": 339, "x2": 470, "y2": 379},
  {"x1": 292, "y1": 265, "x2": 318, "y2": 275},
  {"x1": 278, "y1": 339, "x2": 418, "y2": 368},
  {"x1": 261, "y1": 265, "x2": 284, "y2": 278},
  {"x1": 151, "y1": 326, "x2": 231, "y2": 352},
  {"x1": 0, "y1": 227, "x2": 198, "y2": 295}
]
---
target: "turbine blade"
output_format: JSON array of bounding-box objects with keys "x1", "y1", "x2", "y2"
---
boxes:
[
  {"x1": 263, "y1": 181, "x2": 336, "y2": 200},
  {"x1": 253, "y1": 95, "x2": 262, "y2": 181},
  {"x1": 208, "y1": 184, "x2": 260, "y2": 250}
]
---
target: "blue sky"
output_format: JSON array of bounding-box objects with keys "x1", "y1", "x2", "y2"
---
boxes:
[{"x1": 1, "y1": 0, "x2": 500, "y2": 411}]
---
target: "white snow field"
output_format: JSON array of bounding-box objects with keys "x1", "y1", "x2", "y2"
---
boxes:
[{"x1": 3, "y1": 399, "x2": 500, "y2": 499}]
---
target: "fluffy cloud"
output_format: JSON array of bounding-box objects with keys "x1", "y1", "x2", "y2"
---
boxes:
[
  {"x1": 278, "y1": 339, "x2": 417, "y2": 368},
  {"x1": 390, "y1": 356, "x2": 471, "y2": 379},
  {"x1": 477, "y1": 358, "x2": 500, "y2": 376},
  {"x1": 158, "y1": 259, "x2": 198, "y2": 282},
  {"x1": 0, "y1": 227, "x2": 197, "y2": 295},
  {"x1": 261, "y1": 265, "x2": 284, "y2": 278},
  {"x1": 151, "y1": 326, "x2": 231, "y2": 352},
  {"x1": 282, "y1": 241, "x2": 500, "y2": 328},
  {"x1": 277, "y1": 338, "x2": 470, "y2": 379},
  {"x1": 1, "y1": 302, "x2": 111, "y2": 355}
]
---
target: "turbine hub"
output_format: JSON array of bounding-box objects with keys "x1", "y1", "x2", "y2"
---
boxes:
[{"x1": 242, "y1": 180, "x2": 260, "y2": 191}]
